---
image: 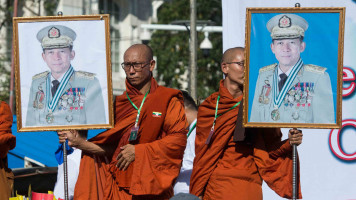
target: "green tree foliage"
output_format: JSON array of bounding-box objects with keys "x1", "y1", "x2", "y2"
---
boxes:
[
  {"x1": 43, "y1": 0, "x2": 60, "y2": 16},
  {"x1": 0, "y1": 0, "x2": 13, "y2": 102},
  {"x1": 150, "y1": 0, "x2": 222, "y2": 99},
  {"x1": 0, "y1": 0, "x2": 59, "y2": 103},
  {"x1": 0, "y1": 61, "x2": 10, "y2": 102}
]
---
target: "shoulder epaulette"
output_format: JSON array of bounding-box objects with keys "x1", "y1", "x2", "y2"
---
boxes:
[
  {"x1": 259, "y1": 63, "x2": 277, "y2": 73},
  {"x1": 75, "y1": 71, "x2": 96, "y2": 80},
  {"x1": 32, "y1": 71, "x2": 49, "y2": 80},
  {"x1": 304, "y1": 64, "x2": 326, "y2": 74}
]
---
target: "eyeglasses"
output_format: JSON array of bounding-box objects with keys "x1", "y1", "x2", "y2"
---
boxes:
[
  {"x1": 226, "y1": 61, "x2": 244, "y2": 67},
  {"x1": 121, "y1": 61, "x2": 151, "y2": 72}
]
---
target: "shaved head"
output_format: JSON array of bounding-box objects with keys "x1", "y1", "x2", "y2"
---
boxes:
[
  {"x1": 222, "y1": 47, "x2": 244, "y2": 63},
  {"x1": 123, "y1": 44, "x2": 156, "y2": 91},
  {"x1": 124, "y1": 44, "x2": 153, "y2": 61}
]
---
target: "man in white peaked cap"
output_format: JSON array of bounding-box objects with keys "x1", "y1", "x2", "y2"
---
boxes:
[
  {"x1": 26, "y1": 25, "x2": 106, "y2": 126},
  {"x1": 250, "y1": 14, "x2": 335, "y2": 123}
]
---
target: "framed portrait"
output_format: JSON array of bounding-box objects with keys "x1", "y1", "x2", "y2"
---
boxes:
[
  {"x1": 243, "y1": 7, "x2": 344, "y2": 129},
  {"x1": 13, "y1": 15, "x2": 114, "y2": 131}
]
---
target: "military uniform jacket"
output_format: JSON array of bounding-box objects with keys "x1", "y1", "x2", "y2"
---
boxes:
[
  {"x1": 250, "y1": 63, "x2": 335, "y2": 123},
  {"x1": 26, "y1": 69, "x2": 106, "y2": 126}
]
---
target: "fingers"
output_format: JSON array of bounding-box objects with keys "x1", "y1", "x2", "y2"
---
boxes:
[
  {"x1": 289, "y1": 128, "x2": 301, "y2": 135},
  {"x1": 58, "y1": 131, "x2": 67, "y2": 143},
  {"x1": 117, "y1": 157, "x2": 133, "y2": 171},
  {"x1": 116, "y1": 155, "x2": 125, "y2": 168},
  {"x1": 116, "y1": 151, "x2": 134, "y2": 170},
  {"x1": 289, "y1": 128, "x2": 303, "y2": 146},
  {"x1": 115, "y1": 144, "x2": 135, "y2": 170},
  {"x1": 58, "y1": 130, "x2": 82, "y2": 147},
  {"x1": 122, "y1": 161, "x2": 131, "y2": 171},
  {"x1": 58, "y1": 135, "x2": 67, "y2": 143},
  {"x1": 116, "y1": 152, "x2": 122, "y2": 160}
]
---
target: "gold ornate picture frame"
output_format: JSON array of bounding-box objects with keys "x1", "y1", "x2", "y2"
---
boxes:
[
  {"x1": 243, "y1": 7, "x2": 345, "y2": 129},
  {"x1": 13, "y1": 15, "x2": 114, "y2": 131}
]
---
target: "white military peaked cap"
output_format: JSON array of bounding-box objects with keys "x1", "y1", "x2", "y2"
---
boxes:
[
  {"x1": 36, "y1": 25, "x2": 76, "y2": 49},
  {"x1": 266, "y1": 13, "x2": 308, "y2": 40}
]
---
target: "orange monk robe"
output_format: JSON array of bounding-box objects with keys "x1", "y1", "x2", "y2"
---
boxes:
[
  {"x1": 74, "y1": 78, "x2": 188, "y2": 200},
  {"x1": 190, "y1": 80, "x2": 302, "y2": 200},
  {"x1": 0, "y1": 101, "x2": 16, "y2": 200}
]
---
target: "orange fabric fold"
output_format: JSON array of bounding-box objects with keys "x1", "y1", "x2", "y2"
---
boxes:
[
  {"x1": 74, "y1": 78, "x2": 188, "y2": 200},
  {"x1": 0, "y1": 101, "x2": 15, "y2": 200},
  {"x1": 0, "y1": 101, "x2": 15, "y2": 158},
  {"x1": 190, "y1": 80, "x2": 302, "y2": 200}
]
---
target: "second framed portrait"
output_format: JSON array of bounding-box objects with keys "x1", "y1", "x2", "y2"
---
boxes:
[
  {"x1": 13, "y1": 15, "x2": 114, "y2": 131},
  {"x1": 243, "y1": 7, "x2": 344, "y2": 129}
]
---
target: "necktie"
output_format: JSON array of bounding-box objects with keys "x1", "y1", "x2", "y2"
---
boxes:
[
  {"x1": 51, "y1": 80, "x2": 60, "y2": 97},
  {"x1": 278, "y1": 73, "x2": 288, "y2": 92}
]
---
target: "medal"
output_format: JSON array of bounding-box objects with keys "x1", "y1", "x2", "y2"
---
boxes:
[
  {"x1": 272, "y1": 59, "x2": 303, "y2": 120},
  {"x1": 46, "y1": 111, "x2": 54, "y2": 124},
  {"x1": 46, "y1": 66, "x2": 74, "y2": 122},
  {"x1": 259, "y1": 86, "x2": 265, "y2": 103},
  {"x1": 271, "y1": 109, "x2": 280, "y2": 121},
  {"x1": 34, "y1": 85, "x2": 45, "y2": 109},
  {"x1": 292, "y1": 111, "x2": 299, "y2": 120},
  {"x1": 263, "y1": 97, "x2": 269, "y2": 104},
  {"x1": 66, "y1": 115, "x2": 73, "y2": 123},
  {"x1": 38, "y1": 103, "x2": 44, "y2": 109},
  {"x1": 33, "y1": 101, "x2": 38, "y2": 108},
  {"x1": 300, "y1": 97, "x2": 306, "y2": 104},
  {"x1": 260, "y1": 80, "x2": 271, "y2": 104}
]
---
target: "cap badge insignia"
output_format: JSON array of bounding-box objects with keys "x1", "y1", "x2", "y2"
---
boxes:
[
  {"x1": 48, "y1": 27, "x2": 60, "y2": 38},
  {"x1": 278, "y1": 15, "x2": 291, "y2": 28}
]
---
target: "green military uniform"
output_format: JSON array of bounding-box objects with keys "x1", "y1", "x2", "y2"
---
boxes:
[
  {"x1": 250, "y1": 62, "x2": 335, "y2": 123},
  {"x1": 26, "y1": 68, "x2": 106, "y2": 126}
]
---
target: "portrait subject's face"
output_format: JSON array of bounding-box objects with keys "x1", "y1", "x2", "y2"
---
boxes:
[
  {"x1": 271, "y1": 38, "x2": 305, "y2": 68},
  {"x1": 42, "y1": 47, "x2": 75, "y2": 77}
]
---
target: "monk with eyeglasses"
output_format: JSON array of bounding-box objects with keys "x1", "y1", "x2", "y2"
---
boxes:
[{"x1": 58, "y1": 44, "x2": 188, "y2": 199}]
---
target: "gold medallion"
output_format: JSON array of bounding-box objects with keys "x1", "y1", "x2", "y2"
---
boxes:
[{"x1": 271, "y1": 109, "x2": 280, "y2": 121}]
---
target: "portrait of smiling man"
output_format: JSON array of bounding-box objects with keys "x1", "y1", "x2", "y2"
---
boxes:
[
  {"x1": 26, "y1": 25, "x2": 106, "y2": 126},
  {"x1": 250, "y1": 13, "x2": 335, "y2": 124}
]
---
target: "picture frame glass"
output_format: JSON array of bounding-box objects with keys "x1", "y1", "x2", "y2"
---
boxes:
[
  {"x1": 14, "y1": 16, "x2": 113, "y2": 131},
  {"x1": 244, "y1": 8, "x2": 344, "y2": 129}
]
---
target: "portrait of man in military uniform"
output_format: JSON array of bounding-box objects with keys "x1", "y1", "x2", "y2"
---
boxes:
[
  {"x1": 249, "y1": 13, "x2": 336, "y2": 124},
  {"x1": 25, "y1": 24, "x2": 106, "y2": 126}
]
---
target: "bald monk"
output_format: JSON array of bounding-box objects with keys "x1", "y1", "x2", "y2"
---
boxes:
[
  {"x1": 0, "y1": 101, "x2": 16, "y2": 200},
  {"x1": 190, "y1": 47, "x2": 303, "y2": 200},
  {"x1": 58, "y1": 44, "x2": 188, "y2": 199}
]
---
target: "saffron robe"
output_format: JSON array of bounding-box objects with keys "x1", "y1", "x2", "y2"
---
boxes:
[
  {"x1": 0, "y1": 101, "x2": 16, "y2": 200},
  {"x1": 74, "y1": 78, "x2": 188, "y2": 200},
  {"x1": 190, "y1": 80, "x2": 302, "y2": 200}
]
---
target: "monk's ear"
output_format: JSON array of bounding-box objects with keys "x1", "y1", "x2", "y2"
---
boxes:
[
  {"x1": 149, "y1": 60, "x2": 155, "y2": 72},
  {"x1": 221, "y1": 62, "x2": 228, "y2": 75}
]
